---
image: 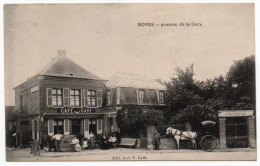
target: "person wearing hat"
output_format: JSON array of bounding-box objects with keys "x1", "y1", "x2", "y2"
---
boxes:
[{"x1": 53, "y1": 131, "x2": 62, "y2": 152}]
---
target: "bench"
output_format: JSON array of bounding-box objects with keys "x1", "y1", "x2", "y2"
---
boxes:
[{"x1": 118, "y1": 138, "x2": 137, "y2": 148}]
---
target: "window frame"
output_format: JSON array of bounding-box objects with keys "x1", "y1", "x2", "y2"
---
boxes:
[
  {"x1": 138, "y1": 90, "x2": 144, "y2": 104},
  {"x1": 159, "y1": 91, "x2": 164, "y2": 104},
  {"x1": 54, "y1": 120, "x2": 64, "y2": 135},
  {"x1": 70, "y1": 89, "x2": 81, "y2": 107},
  {"x1": 52, "y1": 89, "x2": 63, "y2": 107},
  {"x1": 87, "y1": 90, "x2": 97, "y2": 107}
]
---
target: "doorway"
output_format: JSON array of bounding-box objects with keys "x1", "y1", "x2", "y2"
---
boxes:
[
  {"x1": 89, "y1": 119, "x2": 97, "y2": 135},
  {"x1": 71, "y1": 119, "x2": 81, "y2": 136}
]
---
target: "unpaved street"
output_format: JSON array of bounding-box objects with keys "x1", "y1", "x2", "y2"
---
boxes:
[{"x1": 6, "y1": 147, "x2": 256, "y2": 161}]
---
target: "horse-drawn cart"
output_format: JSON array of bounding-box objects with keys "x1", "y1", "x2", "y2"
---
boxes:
[
  {"x1": 198, "y1": 120, "x2": 218, "y2": 152},
  {"x1": 166, "y1": 120, "x2": 218, "y2": 152}
]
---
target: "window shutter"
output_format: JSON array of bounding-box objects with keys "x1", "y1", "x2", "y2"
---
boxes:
[
  {"x1": 64, "y1": 88, "x2": 70, "y2": 106},
  {"x1": 64, "y1": 119, "x2": 70, "y2": 135},
  {"x1": 47, "y1": 88, "x2": 52, "y2": 107},
  {"x1": 136, "y1": 89, "x2": 139, "y2": 105},
  {"x1": 156, "y1": 90, "x2": 160, "y2": 104},
  {"x1": 111, "y1": 89, "x2": 115, "y2": 105},
  {"x1": 81, "y1": 90, "x2": 84, "y2": 107},
  {"x1": 116, "y1": 88, "x2": 120, "y2": 105},
  {"x1": 32, "y1": 120, "x2": 35, "y2": 140},
  {"x1": 36, "y1": 120, "x2": 39, "y2": 140},
  {"x1": 48, "y1": 119, "x2": 54, "y2": 136},
  {"x1": 97, "y1": 90, "x2": 103, "y2": 107},
  {"x1": 97, "y1": 119, "x2": 102, "y2": 134},
  {"x1": 84, "y1": 90, "x2": 88, "y2": 107},
  {"x1": 84, "y1": 119, "x2": 89, "y2": 138}
]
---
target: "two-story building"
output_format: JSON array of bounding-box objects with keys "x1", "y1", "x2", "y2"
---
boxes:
[
  {"x1": 104, "y1": 72, "x2": 167, "y2": 137},
  {"x1": 14, "y1": 50, "x2": 108, "y2": 145}
]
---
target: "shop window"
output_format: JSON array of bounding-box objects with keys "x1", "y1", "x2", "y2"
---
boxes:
[
  {"x1": 54, "y1": 120, "x2": 64, "y2": 134},
  {"x1": 159, "y1": 91, "x2": 164, "y2": 104},
  {"x1": 52, "y1": 89, "x2": 63, "y2": 107},
  {"x1": 106, "y1": 90, "x2": 111, "y2": 105},
  {"x1": 138, "y1": 90, "x2": 144, "y2": 104},
  {"x1": 70, "y1": 89, "x2": 81, "y2": 106},
  {"x1": 88, "y1": 90, "x2": 96, "y2": 107}
]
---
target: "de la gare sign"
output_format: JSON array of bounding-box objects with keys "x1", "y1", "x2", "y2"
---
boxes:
[{"x1": 218, "y1": 110, "x2": 254, "y2": 117}]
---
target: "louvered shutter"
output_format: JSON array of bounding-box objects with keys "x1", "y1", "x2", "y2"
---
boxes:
[
  {"x1": 81, "y1": 90, "x2": 84, "y2": 107},
  {"x1": 47, "y1": 88, "x2": 52, "y2": 107},
  {"x1": 32, "y1": 120, "x2": 35, "y2": 140},
  {"x1": 84, "y1": 90, "x2": 88, "y2": 107},
  {"x1": 116, "y1": 88, "x2": 120, "y2": 105},
  {"x1": 36, "y1": 120, "x2": 39, "y2": 140},
  {"x1": 64, "y1": 119, "x2": 70, "y2": 135},
  {"x1": 97, "y1": 119, "x2": 102, "y2": 134},
  {"x1": 136, "y1": 89, "x2": 140, "y2": 105},
  {"x1": 156, "y1": 90, "x2": 160, "y2": 104},
  {"x1": 84, "y1": 119, "x2": 89, "y2": 138},
  {"x1": 111, "y1": 89, "x2": 115, "y2": 105},
  {"x1": 48, "y1": 119, "x2": 54, "y2": 136},
  {"x1": 97, "y1": 90, "x2": 103, "y2": 107},
  {"x1": 64, "y1": 88, "x2": 70, "y2": 106}
]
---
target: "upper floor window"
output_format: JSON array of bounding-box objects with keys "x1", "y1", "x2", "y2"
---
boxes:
[
  {"x1": 106, "y1": 90, "x2": 111, "y2": 105},
  {"x1": 138, "y1": 90, "x2": 144, "y2": 104},
  {"x1": 159, "y1": 91, "x2": 164, "y2": 104},
  {"x1": 70, "y1": 89, "x2": 81, "y2": 106},
  {"x1": 52, "y1": 89, "x2": 63, "y2": 107},
  {"x1": 88, "y1": 90, "x2": 96, "y2": 107}
]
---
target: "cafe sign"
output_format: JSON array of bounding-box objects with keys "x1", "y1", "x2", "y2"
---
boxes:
[{"x1": 218, "y1": 110, "x2": 254, "y2": 117}]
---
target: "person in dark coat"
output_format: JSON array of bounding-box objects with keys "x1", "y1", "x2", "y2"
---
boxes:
[
  {"x1": 152, "y1": 130, "x2": 161, "y2": 150},
  {"x1": 100, "y1": 134, "x2": 109, "y2": 150}
]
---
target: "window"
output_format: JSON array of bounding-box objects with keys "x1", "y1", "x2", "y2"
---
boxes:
[
  {"x1": 88, "y1": 90, "x2": 96, "y2": 107},
  {"x1": 20, "y1": 95, "x2": 23, "y2": 110},
  {"x1": 138, "y1": 90, "x2": 144, "y2": 104},
  {"x1": 54, "y1": 120, "x2": 64, "y2": 134},
  {"x1": 107, "y1": 90, "x2": 111, "y2": 105},
  {"x1": 70, "y1": 89, "x2": 81, "y2": 106},
  {"x1": 159, "y1": 91, "x2": 164, "y2": 104},
  {"x1": 52, "y1": 89, "x2": 63, "y2": 107}
]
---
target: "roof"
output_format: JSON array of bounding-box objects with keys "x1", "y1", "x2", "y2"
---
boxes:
[
  {"x1": 106, "y1": 72, "x2": 166, "y2": 90},
  {"x1": 35, "y1": 52, "x2": 103, "y2": 80}
]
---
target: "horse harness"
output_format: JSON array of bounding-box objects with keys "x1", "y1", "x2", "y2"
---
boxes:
[{"x1": 170, "y1": 128, "x2": 195, "y2": 140}]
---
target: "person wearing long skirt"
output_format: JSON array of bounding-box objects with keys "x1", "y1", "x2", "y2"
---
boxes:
[{"x1": 89, "y1": 132, "x2": 96, "y2": 149}]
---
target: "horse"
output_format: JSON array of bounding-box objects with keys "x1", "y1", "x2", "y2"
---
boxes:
[{"x1": 166, "y1": 127, "x2": 197, "y2": 150}]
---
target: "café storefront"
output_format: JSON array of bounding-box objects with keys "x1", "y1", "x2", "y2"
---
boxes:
[{"x1": 218, "y1": 110, "x2": 256, "y2": 148}]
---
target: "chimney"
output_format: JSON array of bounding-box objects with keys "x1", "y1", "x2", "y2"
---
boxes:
[{"x1": 58, "y1": 49, "x2": 66, "y2": 56}]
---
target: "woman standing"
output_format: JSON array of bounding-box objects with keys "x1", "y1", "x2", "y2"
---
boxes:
[{"x1": 88, "y1": 132, "x2": 95, "y2": 149}]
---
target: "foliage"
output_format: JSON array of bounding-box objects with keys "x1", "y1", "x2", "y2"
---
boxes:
[{"x1": 165, "y1": 55, "x2": 255, "y2": 125}]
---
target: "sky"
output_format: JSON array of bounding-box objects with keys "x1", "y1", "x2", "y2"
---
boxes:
[{"x1": 4, "y1": 3, "x2": 255, "y2": 106}]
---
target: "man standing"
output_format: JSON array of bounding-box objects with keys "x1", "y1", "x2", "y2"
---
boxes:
[
  {"x1": 53, "y1": 131, "x2": 62, "y2": 152},
  {"x1": 152, "y1": 130, "x2": 161, "y2": 150}
]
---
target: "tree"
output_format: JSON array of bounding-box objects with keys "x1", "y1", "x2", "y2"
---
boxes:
[{"x1": 226, "y1": 55, "x2": 255, "y2": 109}]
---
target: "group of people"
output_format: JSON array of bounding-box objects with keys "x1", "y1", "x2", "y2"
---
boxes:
[{"x1": 47, "y1": 130, "x2": 160, "y2": 152}]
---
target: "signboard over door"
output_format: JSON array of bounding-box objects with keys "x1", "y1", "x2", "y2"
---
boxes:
[{"x1": 218, "y1": 110, "x2": 254, "y2": 117}]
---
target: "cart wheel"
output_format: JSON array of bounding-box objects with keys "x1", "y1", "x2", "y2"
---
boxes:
[{"x1": 200, "y1": 135, "x2": 217, "y2": 152}]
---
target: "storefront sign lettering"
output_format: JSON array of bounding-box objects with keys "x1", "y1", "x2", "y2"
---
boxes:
[
  {"x1": 57, "y1": 107, "x2": 96, "y2": 114},
  {"x1": 218, "y1": 110, "x2": 254, "y2": 117}
]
